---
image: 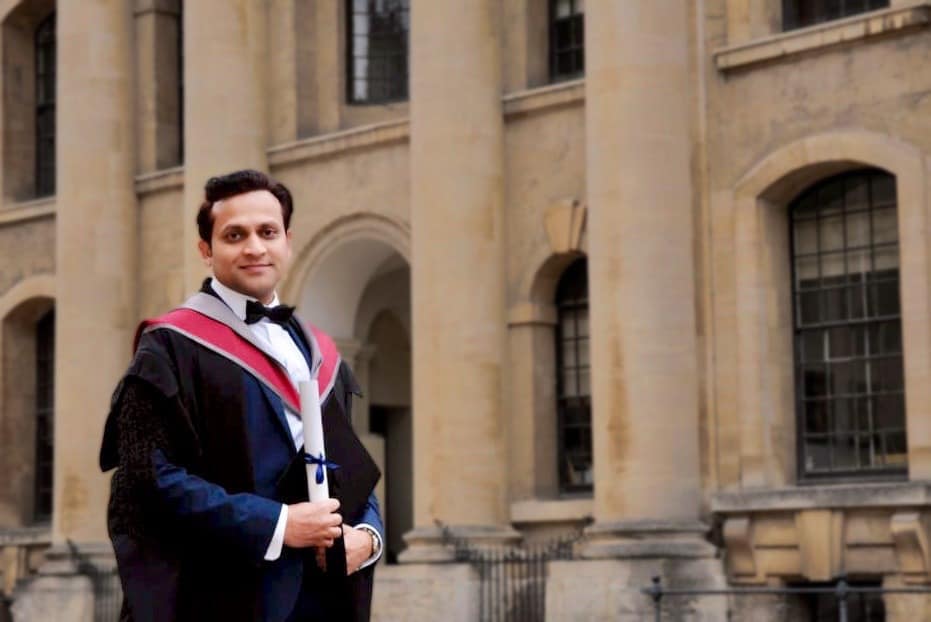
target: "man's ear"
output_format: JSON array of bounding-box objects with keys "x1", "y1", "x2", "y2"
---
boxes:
[{"x1": 198, "y1": 239, "x2": 212, "y2": 266}]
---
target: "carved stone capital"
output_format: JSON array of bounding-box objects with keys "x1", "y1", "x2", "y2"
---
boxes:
[
  {"x1": 891, "y1": 511, "x2": 931, "y2": 584},
  {"x1": 543, "y1": 198, "x2": 587, "y2": 255}
]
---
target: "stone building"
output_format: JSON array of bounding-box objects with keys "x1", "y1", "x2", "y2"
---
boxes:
[{"x1": 1, "y1": 0, "x2": 931, "y2": 620}]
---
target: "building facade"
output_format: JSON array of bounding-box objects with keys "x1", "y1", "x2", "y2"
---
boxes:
[{"x1": 1, "y1": 0, "x2": 931, "y2": 620}]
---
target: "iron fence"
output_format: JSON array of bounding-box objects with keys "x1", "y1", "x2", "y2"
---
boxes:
[
  {"x1": 66, "y1": 540, "x2": 122, "y2": 622},
  {"x1": 644, "y1": 575, "x2": 931, "y2": 622},
  {"x1": 440, "y1": 524, "x2": 580, "y2": 622}
]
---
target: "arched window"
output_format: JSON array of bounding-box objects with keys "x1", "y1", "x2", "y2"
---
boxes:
[
  {"x1": 783, "y1": 0, "x2": 888, "y2": 31},
  {"x1": 791, "y1": 169, "x2": 906, "y2": 481},
  {"x1": 34, "y1": 309, "x2": 54, "y2": 522},
  {"x1": 549, "y1": 0, "x2": 584, "y2": 82},
  {"x1": 35, "y1": 13, "x2": 55, "y2": 197},
  {"x1": 555, "y1": 257, "x2": 591, "y2": 492},
  {"x1": 346, "y1": 0, "x2": 409, "y2": 104}
]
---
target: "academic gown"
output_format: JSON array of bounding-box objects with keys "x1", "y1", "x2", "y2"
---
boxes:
[{"x1": 99, "y1": 289, "x2": 382, "y2": 622}]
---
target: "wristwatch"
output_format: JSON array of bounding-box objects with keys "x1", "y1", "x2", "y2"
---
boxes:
[{"x1": 358, "y1": 525, "x2": 381, "y2": 558}]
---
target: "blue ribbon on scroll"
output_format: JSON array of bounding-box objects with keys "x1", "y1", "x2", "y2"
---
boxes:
[{"x1": 304, "y1": 452, "x2": 340, "y2": 484}]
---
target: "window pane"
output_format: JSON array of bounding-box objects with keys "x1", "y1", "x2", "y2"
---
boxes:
[
  {"x1": 561, "y1": 340, "x2": 577, "y2": 367},
  {"x1": 801, "y1": 330, "x2": 824, "y2": 362},
  {"x1": 831, "y1": 359, "x2": 866, "y2": 395},
  {"x1": 791, "y1": 170, "x2": 905, "y2": 479},
  {"x1": 873, "y1": 208, "x2": 897, "y2": 244},
  {"x1": 828, "y1": 325, "x2": 864, "y2": 359},
  {"x1": 846, "y1": 210, "x2": 870, "y2": 247},
  {"x1": 802, "y1": 364, "x2": 828, "y2": 397},
  {"x1": 550, "y1": 2, "x2": 585, "y2": 80},
  {"x1": 821, "y1": 215, "x2": 844, "y2": 251},
  {"x1": 794, "y1": 220, "x2": 818, "y2": 254},
  {"x1": 348, "y1": 0, "x2": 408, "y2": 103},
  {"x1": 784, "y1": 0, "x2": 888, "y2": 30},
  {"x1": 35, "y1": 14, "x2": 56, "y2": 198},
  {"x1": 822, "y1": 287, "x2": 847, "y2": 322},
  {"x1": 555, "y1": 258, "x2": 591, "y2": 492},
  {"x1": 804, "y1": 400, "x2": 829, "y2": 434},
  {"x1": 833, "y1": 397, "x2": 855, "y2": 433},
  {"x1": 804, "y1": 437, "x2": 832, "y2": 472},
  {"x1": 821, "y1": 251, "x2": 845, "y2": 279},
  {"x1": 872, "y1": 173, "x2": 896, "y2": 206},
  {"x1": 874, "y1": 393, "x2": 904, "y2": 429},
  {"x1": 799, "y1": 291, "x2": 820, "y2": 325},
  {"x1": 869, "y1": 320, "x2": 901, "y2": 355},
  {"x1": 846, "y1": 176, "x2": 869, "y2": 211},
  {"x1": 796, "y1": 255, "x2": 819, "y2": 285},
  {"x1": 578, "y1": 369, "x2": 590, "y2": 396},
  {"x1": 833, "y1": 434, "x2": 857, "y2": 469},
  {"x1": 577, "y1": 338, "x2": 589, "y2": 367}
]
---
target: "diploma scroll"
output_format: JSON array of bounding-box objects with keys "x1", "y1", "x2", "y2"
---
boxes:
[{"x1": 299, "y1": 380, "x2": 331, "y2": 501}]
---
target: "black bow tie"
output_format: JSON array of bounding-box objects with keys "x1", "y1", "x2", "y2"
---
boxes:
[{"x1": 245, "y1": 300, "x2": 295, "y2": 325}]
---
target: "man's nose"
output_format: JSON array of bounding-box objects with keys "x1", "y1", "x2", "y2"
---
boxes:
[{"x1": 243, "y1": 233, "x2": 266, "y2": 255}]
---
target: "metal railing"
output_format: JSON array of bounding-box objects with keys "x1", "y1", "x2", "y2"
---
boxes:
[
  {"x1": 644, "y1": 575, "x2": 931, "y2": 622},
  {"x1": 440, "y1": 524, "x2": 580, "y2": 622},
  {"x1": 66, "y1": 541, "x2": 122, "y2": 622}
]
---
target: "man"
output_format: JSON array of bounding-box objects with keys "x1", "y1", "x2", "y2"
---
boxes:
[{"x1": 100, "y1": 170, "x2": 383, "y2": 622}]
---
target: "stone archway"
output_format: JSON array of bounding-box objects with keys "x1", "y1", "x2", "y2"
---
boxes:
[{"x1": 291, "y1": 224, "x2": 412, "y2": 562}]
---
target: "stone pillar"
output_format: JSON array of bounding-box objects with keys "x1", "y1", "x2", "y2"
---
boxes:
[
  {"x1": 582, "y1": 0, "x2": 711, "y2": 556},
  {"x1": 182, "y1": 0, "x2": 267, "y2": 294},
  {"x1": 404, "y1": 0, "x2": 516, "y2": 559},
  {"x1": 55, "y1": 0, "x2": 136, "y2": 547}
]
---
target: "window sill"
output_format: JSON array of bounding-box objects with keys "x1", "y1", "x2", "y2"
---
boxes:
[
  {"x1": 0, "y1": 525, "x2": 51, "y2": 546},
  {"x1": 510, "y1": 497, "x2": 593, "y2": 525},
  {"x1": 135, "y1": 166, "x2": 184, "y2": 197},
  {"x1": 268, "y1": 119, "x2": 410, "y2": 169},
  {"x1": 503, "y1": 79, "x2": 585, "y2": 119},
  {"x1": 0, "y1": 196, "x2": 56, "y2": 226},
  {"x1": 712, "y1": 480, "x2": 931, "y2": 513},
  {"x1": 713, "y1": 2, "x2": 931, "y2": 72}
]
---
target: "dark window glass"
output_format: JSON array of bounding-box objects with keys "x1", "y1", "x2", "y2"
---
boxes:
[
  {"x1": 34, "y1": 310, "x2": 54, "y2": 523},
  {"x1": 555, "y1": 258, "x2": 591, "y2": 492},
  {"x1": 783, "y1": 0, "x2": 889, "y2": 31},
  {"x1": 35, "y1": 13, "x2": 55, "y2": 197},
  {"x1": 346, "y1": 0, "x2": 409, "y2": 104},
  {"x1": 795, "y1": 580, "x2": 885, "y2": 621},
  {"x1": 549, "y1": 0, "x2": 584, "y2": 82},
  {"x1": 792, "y1": 170, "x2": 906, "y2": 481}
]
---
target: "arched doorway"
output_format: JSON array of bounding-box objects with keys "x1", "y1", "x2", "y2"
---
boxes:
[{"x1": 295, "y1": 236, "x2": 412, "y2": 562}]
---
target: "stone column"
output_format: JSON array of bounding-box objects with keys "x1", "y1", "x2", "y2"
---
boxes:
[
  {"x1": 581, "y1": 0, "x2": 710, "y2": 557},
  {"x1": 404, "y1": 0, "x2": 516, "y2": 559},
  {"x1": 54, "y1": 0, "x2": 137, "y2": 548},
  {"x1": 182, "y1": 0, "x2": 267, "y2": 294}
]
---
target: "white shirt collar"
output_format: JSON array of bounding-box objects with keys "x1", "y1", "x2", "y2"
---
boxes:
[{"x1": 209, "y1": 277, "x2": 280, "y2": 322}]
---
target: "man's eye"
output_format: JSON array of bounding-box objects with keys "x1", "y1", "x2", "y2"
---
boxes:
[
  {"x1": 226, "y1": 231, "x2": 243, "y2": 241},
  {"x1": 262, "y1": 228, "x2": 278, "y2": 238}
]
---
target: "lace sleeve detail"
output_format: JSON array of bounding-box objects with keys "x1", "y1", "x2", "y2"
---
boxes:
[{"x1": 107, "y1": 377, "x2": 172, "y2": 539}]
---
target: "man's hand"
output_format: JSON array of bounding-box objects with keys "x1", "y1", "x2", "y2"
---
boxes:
[
  {"x1": 343, "y1": 526, "x2": 374, "y2": 575},
  {"x1": 283, "y1": 499, "x2": 342, "y2": 549}
]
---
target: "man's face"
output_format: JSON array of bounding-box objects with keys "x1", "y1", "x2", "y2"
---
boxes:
[{"x1": 198, "y1": 190, "x2": 292, "y2": 304}]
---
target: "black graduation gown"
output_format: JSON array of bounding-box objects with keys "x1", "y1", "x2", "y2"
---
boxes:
[{"x1": 99, "y1": 316, "x2": 380, "y2": 622}]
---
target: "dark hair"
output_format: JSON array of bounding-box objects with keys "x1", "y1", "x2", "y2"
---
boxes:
[{"x1": 196, "y1": 169, "x2": 294, "y2": 244}]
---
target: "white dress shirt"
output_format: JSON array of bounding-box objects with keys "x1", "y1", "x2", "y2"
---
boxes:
[{"x1": 209, "y1": 278, "x2": 382, "y2": 568}]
